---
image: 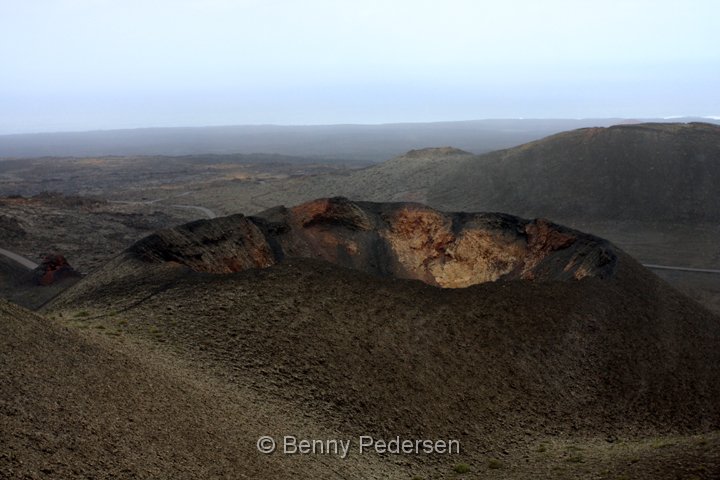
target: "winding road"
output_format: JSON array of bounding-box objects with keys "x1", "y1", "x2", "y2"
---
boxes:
[
  {"x1": 642, "y1": 264, "x2": 720, "y2": 274},
  {"x1": 169, "y1": 204, "x2": 217, "y2": 219},
  {"x1": 110, "y1": 194, "x2": 217, "y2": 220},
  {"x1": 109, "y1": 191, "x2": 217, "y2": 219},
  {"x1": 0, "y1": 248, "x2": 38, "y2": 269}
]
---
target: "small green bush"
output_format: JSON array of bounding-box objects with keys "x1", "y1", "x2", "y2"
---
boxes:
[
  {"x1": 453, "y1": 463, "x2": 470, "y2": 474},
  {"x1": 487, "y1": 458, "x2": 503, "y2": 469}
]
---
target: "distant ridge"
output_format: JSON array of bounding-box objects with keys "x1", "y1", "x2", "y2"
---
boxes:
[{"x1": 1, "y1": 118, "x2": 717, "y2": 161}]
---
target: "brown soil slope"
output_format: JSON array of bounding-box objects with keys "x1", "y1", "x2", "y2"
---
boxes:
[
  {"x1": 50, "y1": 253, "x2": 720, "y2": 439},
  {"x1": 47, "y1": 258, "x2": 720, "y2": 478},
  {"x1": 0, "y1": 299, "x2": 399, "y2": 479}
]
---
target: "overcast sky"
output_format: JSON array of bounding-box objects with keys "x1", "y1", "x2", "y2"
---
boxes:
[{"x1": 1, "y1": 0, "x2": 718, "y2": 133}]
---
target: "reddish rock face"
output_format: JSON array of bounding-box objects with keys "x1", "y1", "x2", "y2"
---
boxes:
[
  {"x1": 33, "y1": 254, "x2": 82, "y2": 286},
  {"x1": 130, "y1": 198, "x2": 618, "y2": 287}
]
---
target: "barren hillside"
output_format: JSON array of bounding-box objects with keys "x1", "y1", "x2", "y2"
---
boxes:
[{"x1": 36, "y1": 199, "x2": 720, "y2": 478}]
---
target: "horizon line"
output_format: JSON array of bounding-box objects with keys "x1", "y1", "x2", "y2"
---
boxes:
[{"x1": 2, "y1": 115, "x2": 719, "y2": 137}]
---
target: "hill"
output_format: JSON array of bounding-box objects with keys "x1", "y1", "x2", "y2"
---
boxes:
[
  {"x1": 216, "y1": 122, "x2": 720, "y2": 223},
  {"x1": 190, "y1": 123, "x2": 720, "y2": 225},
  {"x1": 41, "y1": 199, "x2": 720, "y2": 478},
  {"x1": 188, "y1": 146, "x2": 479, "y2": 213},
  {"x1": 428, "y1": 122, "x2": 720, "y2": 223}
]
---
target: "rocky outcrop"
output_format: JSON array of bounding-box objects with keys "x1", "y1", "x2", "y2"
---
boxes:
[
  {"x1": 130, "y1": 214, "x2": 276, "y2": 274},
  {"x1": 32, "y1": 254, "x2": 82, "y2": 286},
  {"x1": 129, "y1": 198, "x2": 618, "y2": 287}
]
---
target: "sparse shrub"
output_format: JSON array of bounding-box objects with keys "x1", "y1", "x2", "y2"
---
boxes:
[
  {"x1": 487, "y1": 458, "x2": 503, "y2": 469},
  {"x1": 651, "y1": 439, "x2": 673, "y2": 449},
  {"x1": 536, "y1": 444, "x2": 547, "y2": 453},
  {"x1": 453, "y1": 463, "x2": 470, "y2": 474}
]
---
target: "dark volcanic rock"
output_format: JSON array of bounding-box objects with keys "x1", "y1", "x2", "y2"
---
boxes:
[
  {"x1": 130, "y1": 214, "x2": 276, "y2": 274},
  {"x1": 129, "y1": 198, "x2": 617, "y2": 287},
  {"x1": 0, "y1": 214, "x2": 25, "y2": 240},
  {"x1": 32, "y1": 254, "x2": 82, "y2": 286},
  {"x1": 32, "y1": 191, "x2": 106, "y2": 208}
]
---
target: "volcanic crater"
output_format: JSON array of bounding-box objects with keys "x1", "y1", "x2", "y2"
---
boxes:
[{"x1": 129, "y1": 197, "x2": 617, "y2": 287}]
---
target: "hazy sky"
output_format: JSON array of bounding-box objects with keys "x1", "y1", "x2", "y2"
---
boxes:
[{"x1": 1, "y1": 0, "x2": 718, "y2": 133}]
